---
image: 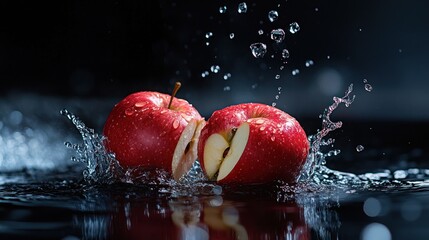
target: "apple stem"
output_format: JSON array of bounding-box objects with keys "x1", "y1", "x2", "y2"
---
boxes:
[{"x1": 168, "y1": 82, "x2": 182, "y2": 110}]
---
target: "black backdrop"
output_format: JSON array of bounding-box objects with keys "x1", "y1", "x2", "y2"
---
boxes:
[{"x1": 2, "y1": 0, "x2": 429, "y2": 120}]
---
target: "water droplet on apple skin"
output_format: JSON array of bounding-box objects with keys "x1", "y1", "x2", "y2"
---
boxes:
[
  {"x1": 255, "y1": 119, "x2": 265, "y2": 124},
  {"x1": 134, "y1": 102, "x2": 146, "y2": 108},
  {"x1": 173, "y1": 119, "x2": 180, "y2": 129},
  {"x1": 125, "y1": 108, "x2": 134, "y2": 116}
]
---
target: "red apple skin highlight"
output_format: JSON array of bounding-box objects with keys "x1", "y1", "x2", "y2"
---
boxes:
[
  {"x1": 103, "y1": 91, "x2": 204, "y2": 180},
  {"x1": 198, "y1": 103, "x2": 309, "y2": 185}
]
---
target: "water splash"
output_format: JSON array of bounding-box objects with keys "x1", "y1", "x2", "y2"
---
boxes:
[
  {"x1": 61, "y1": 109, "x2": 221, "y2": 196},
  {"x1": 60, "y1": 109, "x2": 123, "y2": 184},
  {"x1": 298, "y1": 84, "x2": 355, "y2": 182}
]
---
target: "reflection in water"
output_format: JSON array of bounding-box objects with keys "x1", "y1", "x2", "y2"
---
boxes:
[{"x1": 71, "y1": 187, "x2": 340, "y2": 240}]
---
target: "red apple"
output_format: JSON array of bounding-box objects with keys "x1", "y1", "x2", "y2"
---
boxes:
[
  {"x1": 197, "y1": 103, "x2": 309, "y2": 185},
  {"x1": 103, "y1": 83, "x2": 205, "y2": 181}
]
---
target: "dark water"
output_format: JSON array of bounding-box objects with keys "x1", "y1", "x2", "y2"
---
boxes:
[
  {"x1": 1, "y1": 94, "x2": 429, "y2": 240},
  {"x1": 1, "y1": 167, "x2": 429, "y2": 240}
]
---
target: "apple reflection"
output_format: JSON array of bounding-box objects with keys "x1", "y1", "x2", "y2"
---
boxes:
[{"x1": 108, "y1": 195, "x2": 311, "y2": 240}]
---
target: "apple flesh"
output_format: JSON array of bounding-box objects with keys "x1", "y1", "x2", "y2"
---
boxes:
[
  {"x1": 103, "y1": 91, "x2": 205, "y2": 181},
  {"x1": 198, "y1": 103, "x2": 309, "y2": 184}
]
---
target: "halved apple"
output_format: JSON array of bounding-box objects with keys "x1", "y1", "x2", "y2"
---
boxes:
[
  {"x1": 103, "y1": 84, "x2": 206, "y2": 182},
  {"x1": 172, "y1": 119, "x2": 205, "y2": 180},
  {"x1": 197, "y1": 103, "x2": 309, "y2": 185},
  {"x1": 203, "y1": 123, "x2": 249, "y2": 181}
]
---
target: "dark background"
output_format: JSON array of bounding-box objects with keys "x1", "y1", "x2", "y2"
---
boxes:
[{"x1": 1, "y1": 0, "x2": 429, "y2": 120}]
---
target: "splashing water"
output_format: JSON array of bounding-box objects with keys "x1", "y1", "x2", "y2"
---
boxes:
[
  {"x1": 60, "y1": 84, "x2": 429, "y2": 199},
  {"x1": 60, "y1": 109, "x2": 123, "y2": 184},
  {"x1": 60, "y1": 109, "x2": 221, "y2": 196},
  {"x1": 298, "y1": 84, "x2": 355, "y2": 183}
]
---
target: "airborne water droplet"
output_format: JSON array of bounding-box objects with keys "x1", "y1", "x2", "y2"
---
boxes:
[
  {"x1": 229, "y1": 33, "x2": 235, "y2": 39},
  {"x1": 223, "y1": 86, "x2": 231, "y2": 91},
  {"x1": 289, "y1": 22, "x2": 300, "y2": 34},
  {"x1": 282, "y1": 49, "x2": 290, "y2": 59},
  {"x1": 305, "y1": 60, "x2": 314, "y2": 67},
  {"x1": 223, "y1": 73, "x2": 232, "y2": 80},
  {"x1": 173, "y1": 119, "x2": 180, "y2": 129},
  {"x1": 250, "y1": 42, "x2": 267, "y2": 58},
  {"x1": 292, "y1": 69, "x2": 300, "y2": 76},
  {"x1": 275, "y1": 74, "x2": 280, "y2": 80},
  {"x1": 205, "y1": 32, "x2": 213, "y2": 39},
  {"x1": 268, "y1": 10, "x2": 278, "y2": 22},
  {"x1": 270, "y1": 29, "x2": 286, "y2": 43},
  {"x1": 238, "y1": 2, "x2": 247, "y2": 13},
  {"x1": 258, "y1": 29, "x2": 264, "y2": 35},
  {"x1": 356, "y1": 145, "x2": 364, "y2": 152},
  {"x1": 210, "y1": 65, "x2": 220, "y2": 73},
  {"x1": 365, "y1": 84, "x2": 373, "y2": 92},
  {"x1": 125, "y1": 108, "x2": 134, "y2": 116},
  {"x1": 271, "y1": 136, "x2": 276, "y2": 141},
  {"x1": 219, "y1": 6, "x2": 227, "y2": 13},
  {"x1": 201, "y1": 71, "x2": 209, "y2": 78}
]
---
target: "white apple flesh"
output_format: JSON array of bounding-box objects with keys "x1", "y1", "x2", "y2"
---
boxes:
[{"x1": 198, "y1": 103, "x2": 309, "y2": 184}]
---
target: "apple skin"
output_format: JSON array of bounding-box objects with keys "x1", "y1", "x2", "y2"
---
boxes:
[
  {"x1": 198, "y1": 103, "x2": 309, "y2": 185},
  {"x1": 103, "y1": 91, "x2": 204, "y2": 180}
]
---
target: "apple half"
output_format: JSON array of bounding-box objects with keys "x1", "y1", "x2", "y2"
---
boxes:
[
  {"x1": 103, "y1": 90, "x2": 205, "y2": 182},
  {"x1": 203, "y1": 123, "x2": 249, "y2": 181},
  {"x1": 172, "y1": 119, "x2": 205, "y2": 180},
  {"x1": 197, "y1": 103, "x2": 309, "y2": 185}
]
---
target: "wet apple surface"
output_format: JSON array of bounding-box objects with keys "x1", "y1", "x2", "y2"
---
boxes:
[
  {"x1": 198, "y1": 103, "x2": 309, "y2": 185},
  {"x1": 103, "y1": 85, "x2": 205, "y2": 181}
]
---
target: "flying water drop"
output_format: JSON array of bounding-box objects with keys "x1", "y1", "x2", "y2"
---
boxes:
[
  {"x1": 223, "y1": 73, "x2": 232, "y2": 80},
  {"x1": 238, "y1": 2, "x2": 247, "y2": 13},
  {"x1": 365, "y1": 84, "x2": 373, "y2": 92},
  {"x1": 282, "y1": 49, "x2": 290, "y2": 59},
  {"x1": 289, "y1": 22, "x2": 300, "y2": 34},
  {"x1": 210, "y1": 65, "x2": 220, "y2": 73},
  {"x1": 219, "y1": 6, "x2": 227, "y2": 13},
  {"x1": 201, "y1": 71, "x2": 209, "y2": 78},
  {"x1": 258, "y1": 29, "x2": 264, "y2": 35},
  {"x1": 305, "y1": 60, "x2": 314, "y2": 67},
  {"x1": 292, "y1": 69, "x2": 300, "y2": 76},
  {"x1": 268, "y1": 10, "x2": 279, "y2": 22},
  {"x1": 275, "y1": 74, "x2": 280, "y2": 79},
  {"x1": 356, "y1": 145, "x2": 365, "y2": 152},
  {"x1": 205, "y1": 32, "x2": 213, "y2": 39},
  {"x1": 250, "y1": 42, "x2": 267, "y2": 58},
  {"x1": 229, "y1": 33, "x2": 235, "y2": 39},
  {"x1": 270, "y1": 29, "x2": 286, "y2": 43}
]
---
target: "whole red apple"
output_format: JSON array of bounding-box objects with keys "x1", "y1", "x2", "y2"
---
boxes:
[
  {"x1": 103, "y1": 83, "x2": 205, "y2": 181},
  {"x1": 197, "y1": 103, "x2": 309, "y2": 185}
]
